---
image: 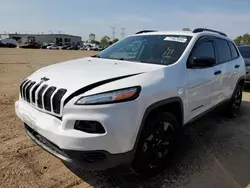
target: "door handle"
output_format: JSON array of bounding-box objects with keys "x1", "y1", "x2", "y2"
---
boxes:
[
  {"x1": 235, "y1": 65, "x2": 240, "y2": 68},
  {"x1": 214, "y1": 70, "x2": 222, "y2": 75}
]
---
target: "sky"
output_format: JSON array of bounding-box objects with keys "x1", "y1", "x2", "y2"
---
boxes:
[{"x1": 1, "y1": 0, "x2": 250, "y2": 40}]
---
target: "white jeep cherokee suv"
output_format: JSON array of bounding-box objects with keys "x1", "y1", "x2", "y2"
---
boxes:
[{"x1": 15, "y1": 28, "x2": 246, "y2": 174}]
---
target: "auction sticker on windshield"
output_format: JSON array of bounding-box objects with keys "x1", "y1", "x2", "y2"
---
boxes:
[{"x1": 164, "y1": 36, "x2": 187, "y2": 43}]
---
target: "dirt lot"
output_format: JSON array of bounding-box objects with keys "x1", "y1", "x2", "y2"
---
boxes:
[{"x1": 0, "y1": 48, "x2": 250, "y2": 188}]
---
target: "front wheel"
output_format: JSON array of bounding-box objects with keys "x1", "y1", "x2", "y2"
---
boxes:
[
  {"x1": 132, "y1": 112, "x2": 179, "y2": 176},
  {"x1": 226, "y1": 84, "x2": 243, "y2": 118}
]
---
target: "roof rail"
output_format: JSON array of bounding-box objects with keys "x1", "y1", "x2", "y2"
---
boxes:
[
  {"x1": 192, "y1": 28, "x2": 227, "y2": 37},
  {"x1": 135, "y1": 30, "x2": 157, "y2": 34}
]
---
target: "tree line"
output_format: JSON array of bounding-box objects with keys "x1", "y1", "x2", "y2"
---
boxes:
[
  {"x1": 234, "y1": 34, "x2": 250, "y2": 45},
  {"x1": 90, "y1": 36, "x2": 119, "y2": 46}
]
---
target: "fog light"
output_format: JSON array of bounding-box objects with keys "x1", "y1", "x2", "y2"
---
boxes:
[{"x1": 74, "y1": 120, "x2": 105, "y2": 134}]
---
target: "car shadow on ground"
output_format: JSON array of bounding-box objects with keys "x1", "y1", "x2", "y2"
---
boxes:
[{"x1": 64, "y1": 100, "x2": 250, "y2": 188}]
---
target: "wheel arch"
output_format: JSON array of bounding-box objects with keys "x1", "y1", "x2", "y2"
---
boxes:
[
  {"x1": 132, "y1": 97, "x2": 184, "y2": 153},
  {"x1": 237, "y1": 76, "x2": 245, "y2": 88},
  {"x1": 232, "y1": 76, "x2": 245, "y2": 97}
]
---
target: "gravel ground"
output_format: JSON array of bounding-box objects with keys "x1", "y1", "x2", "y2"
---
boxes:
[{"x1": 0, "y1": 48, "x2": 249, "y2": 188}]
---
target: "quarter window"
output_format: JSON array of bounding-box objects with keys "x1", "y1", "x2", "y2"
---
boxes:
[
  {"x1": 215, "y1": 39, "x2": 232, "y2": 63},
  {"x1": 228, "y1": 41, "x2": 239, "y2": 59}
]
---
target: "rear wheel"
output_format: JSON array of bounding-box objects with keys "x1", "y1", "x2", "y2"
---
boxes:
[
  {"x1": 226, "y1": 84, "x2": 243, "y2": 118},
  {"x1": 132, "y1": 112, "x2": 179, "y2": 176}
]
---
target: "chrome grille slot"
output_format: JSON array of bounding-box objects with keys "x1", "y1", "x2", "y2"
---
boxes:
[
  {"x1": 31, "y1": 84, "x2": 41, "y2": 103},
  {"x1": 19, "y1": 79, "x2": 67, "y2": 116},
  {"x1": 37, "y1": 85, "x2": 48, "y2": 108},
  {"x1": 22, "y1": 80, "x2": 31, "y2": 100},
  {"x1": 44, "y1": 87, "x2": 57, "y2": 111},
  {"x1": 20, "y1": 79, "x2": 27, "y2": 98},
  {"x1": 52, "y1": 89, "x2": 67, "y2": 114},
  {"x1": 25, "y1": 81, "x2": 36, "y2": 102}
]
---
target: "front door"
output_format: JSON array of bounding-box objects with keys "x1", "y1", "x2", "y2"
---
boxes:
[{"x1": 186, "y1": 38, "x2": 217, "y2": 120}]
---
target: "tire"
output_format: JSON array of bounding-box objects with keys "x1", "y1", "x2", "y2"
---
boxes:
[
  {"x1": 226, "y1": 84, "x2": 243, "y2": 118},
  {"x1": 132, "y1": 112, "x2": 179, "y2": 176}
]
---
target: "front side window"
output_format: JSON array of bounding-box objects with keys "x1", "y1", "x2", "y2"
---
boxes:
[
  {"x1": 190, "y1": 41, "x2": 215, "y2": 59},
  {"x1": 95, "y1": 35, "x2": 192, "y2": 65},
  {"x1": 215, "y1": 39, "x2": 232, "y2": 63}
]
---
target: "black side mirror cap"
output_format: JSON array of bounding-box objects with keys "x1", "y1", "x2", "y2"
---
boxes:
[{"x1": 188, "y1": 56, "x2": 216, "y2": 68}]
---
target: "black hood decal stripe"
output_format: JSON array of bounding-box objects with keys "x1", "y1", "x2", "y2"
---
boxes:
[{"x1": 63, "y1": 73, "x2": 143, "y2": 106}]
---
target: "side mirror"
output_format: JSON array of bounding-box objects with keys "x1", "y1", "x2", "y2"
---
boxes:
[{"x1": 188, "y1": 56, "x2": 216, "y2": 68}]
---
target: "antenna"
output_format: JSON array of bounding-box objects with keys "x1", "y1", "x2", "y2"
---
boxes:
[
  {"x1": 110, "y1": 26, "x2": 116, "y2": 40},
  {"x1": 120, "y1": 28, "x2": 126, "y2": 38}
]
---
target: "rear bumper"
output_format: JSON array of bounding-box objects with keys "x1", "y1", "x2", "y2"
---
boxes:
[{"x1": 24, "y1": 123, "x2": 133, "y2": 170}]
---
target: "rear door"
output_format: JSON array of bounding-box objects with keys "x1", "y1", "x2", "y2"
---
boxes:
[
  {"x1": 227, "y1": 41, "x2": 241, "y2": 92},
  {"x1": 212, "y1": 38, "x2": 238, "y2": 103}
]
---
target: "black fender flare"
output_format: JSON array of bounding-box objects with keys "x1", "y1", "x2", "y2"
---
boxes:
[
  {"x1": 131, "y1": 97, "x2": 184, "y2": 154},
  {"x1": 231, "y1": 75, "x2": 245, "y2": 98}
]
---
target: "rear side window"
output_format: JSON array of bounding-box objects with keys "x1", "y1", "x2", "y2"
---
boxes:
[
  {"x1": 191, "y1": 41, "x2": 215, "y2": 59},
  {"x1": 215, "y1": 39, "x2": 232, "y2": 63},
  {"x1": 228, "y1": 41, "x2": 239, "y2": 59}
]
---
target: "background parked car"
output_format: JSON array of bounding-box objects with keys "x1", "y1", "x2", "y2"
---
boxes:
[
  {"x1": 238, "y1": 45, "x2": 250, "y2": 82},
  {"x1": 19, "y1": 42, "x2": 40, "y2": 49},
  {"x1": 0, "y1": 41, "x2": 5, "y2": 47},
  {"x1": 59, "y1": 45, "x2": 68, "y2": 50},
  {"x1": 66, "y1": 45, "x2": 79, "y2": 50},
  {"x1": 79, "y1": 46, "x2": 86, "y2": 50},
  {"x1": 47, "y1": 44, "x2": 60, "y2": 50},
  {"x1": 41, "y1": 43, "x2": 50, "y2": 49},
  {"x1": 0, "y1": 38, "x2": 17, "y2": 48},
  {"x1": 96, "y1": 45, "x2": 104, "y2": 51}
]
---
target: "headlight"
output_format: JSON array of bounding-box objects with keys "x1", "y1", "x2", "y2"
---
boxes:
[{"x1": 75, "y1": 86, "x2": 141, "y2": 105}]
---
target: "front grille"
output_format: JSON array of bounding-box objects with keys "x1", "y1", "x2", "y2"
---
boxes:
[
  {"x1": 25, "y1": 81, "x2": 36, "y2": 102},
  {"x1": 19, "y1": 79, "x2": 67, "y2": 116},
  {"x1": 53, "y1": 89, "x2": 67, "y2": 114},
  {"x1": 37, "y1": 84, "x2": 48, "y2": 108},
  {"x1": 22, "y1": 80, "x2": 31, "y2": 99},
  {"x1": 44, "y1": 87, "x2": 57, "y2": 111}
]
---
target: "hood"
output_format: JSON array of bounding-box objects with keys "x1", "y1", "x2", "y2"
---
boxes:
[
  {"x1": 28, "y1": 57, "x2": 163, "y2": 94},
  {"x1": 244, "y1": 58, "x2": 250, "y2": 66}
]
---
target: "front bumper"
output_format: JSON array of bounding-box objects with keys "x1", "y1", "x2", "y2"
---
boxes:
[
  {"x1": 15, "y1": 99, "x2": 140, "y2": 170},
  {"x1": 23, "y1": 123, "x2": 133, "y2": 170}
]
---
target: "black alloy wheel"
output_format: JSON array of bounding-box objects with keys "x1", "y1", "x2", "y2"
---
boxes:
[
  {"x1": 133, "y1": 112, "x2": 179, "y2": 176},
  {"x1": 231, "y1": 85, "x2": 243, "y2": 117}
]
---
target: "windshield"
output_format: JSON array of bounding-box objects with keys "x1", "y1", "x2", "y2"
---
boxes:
[
  {"x1": 95, "y1": 35, "x2": 192, "y2": 65},
  {"x1": 239, "y1": 47, "x2": 250, "y2": 58}
]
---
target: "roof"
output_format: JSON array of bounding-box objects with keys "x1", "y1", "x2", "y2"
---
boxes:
[
  {"x1": 132, "y1": 29, "x2": 231, "y2": 41},
  {"x1": 134, "y1": 31, "x2": 195, "y2": 36}
]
